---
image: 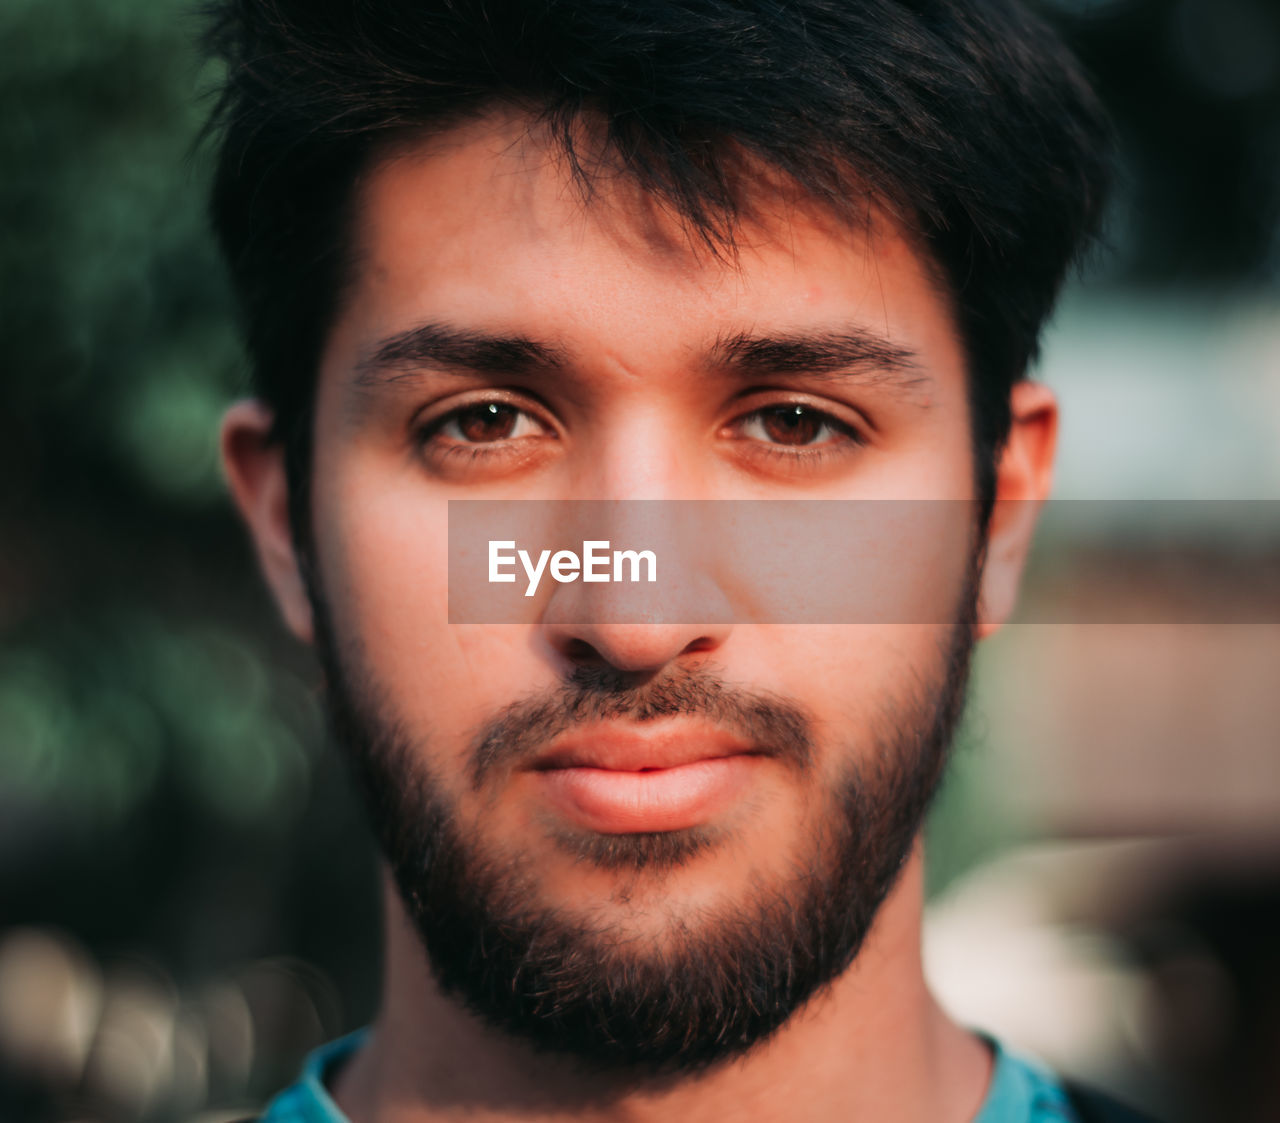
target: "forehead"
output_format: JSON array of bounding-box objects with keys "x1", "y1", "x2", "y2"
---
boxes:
[{"x1": 327, "y1": 107, "x2": 964, "y2": 387}]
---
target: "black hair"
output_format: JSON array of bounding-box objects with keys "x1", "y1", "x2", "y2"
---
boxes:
[{"x1": 203, "y1": 0, "x2": 1111, "y2": 541}]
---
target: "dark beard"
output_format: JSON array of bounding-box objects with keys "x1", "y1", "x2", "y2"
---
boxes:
[{"x1": 311, "y1": 573, "x2": 979, "y2": 1076}]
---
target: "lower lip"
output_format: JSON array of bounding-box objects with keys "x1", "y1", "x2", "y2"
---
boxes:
[{"x1": 534, "y1": 756, "x2": 760, "y2": 833}]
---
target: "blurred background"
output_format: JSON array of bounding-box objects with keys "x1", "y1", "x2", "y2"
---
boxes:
[{"x1": 0, "y1": 0, "x2": 1277, "y2": 1120}]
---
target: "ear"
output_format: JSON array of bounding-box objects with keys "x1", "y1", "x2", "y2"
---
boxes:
[
  {"x1": 977, "y1": 380, "x2": 1057, "y2": 639},
  {"x1": 220, "y1": 400, "x2": 314, "y2": 643}
]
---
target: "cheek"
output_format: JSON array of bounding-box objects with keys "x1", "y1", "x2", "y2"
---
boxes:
[
  {"x1": 728, "y1": 623, "x2": 958, "y2": 733},
  {"x1": 860, "y1": 390, "x2": 976, "y2": 502},
  {"x1": 315, "y1": 457, "x2": 544, "y2": 768},
  {"x1": 716, "y1": 493, "x2": 974, "y2": 632},
  {"x1": 323, "y1": 460, "x2": 447, "y2": 627}
]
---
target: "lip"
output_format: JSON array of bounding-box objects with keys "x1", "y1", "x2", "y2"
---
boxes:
[
  {"x1": 530, "y1": 720, "x2": 757, "y2": 772},
  {"x1": 527, "y1": 721, "x2": 764, "y2": 834}
]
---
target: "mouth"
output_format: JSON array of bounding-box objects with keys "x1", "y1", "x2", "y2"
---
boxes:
[{"x1": 527, "y1": 721, "x2": 766, "y2": 834}]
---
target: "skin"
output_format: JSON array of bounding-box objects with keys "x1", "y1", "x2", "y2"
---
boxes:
[{"x1": 223, "y1": 108, "x2": 1057, "y2": 1123}]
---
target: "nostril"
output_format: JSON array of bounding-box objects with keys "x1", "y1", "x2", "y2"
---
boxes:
[
  {"x1": 681, "y1": 635, "x2": 720, "y2": 656},
  {"x1": 561, "y1": 637, "x2": 603, "y2": 663}
]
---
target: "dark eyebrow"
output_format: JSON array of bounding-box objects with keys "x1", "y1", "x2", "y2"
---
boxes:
[
  {"x1": 708, "y1": 328, "x2": 926, "y2": 387},
  {"x1": 354, "y1": 322, "x2": 566, "y2": 385},
  {"x1": 354, "y1": 321, "x2": 929, "y2": 394}
]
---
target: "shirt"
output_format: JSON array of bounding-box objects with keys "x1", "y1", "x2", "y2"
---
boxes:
[{"x1": 258, "y1": 1029, "x2": 1084, "y2": 1122}]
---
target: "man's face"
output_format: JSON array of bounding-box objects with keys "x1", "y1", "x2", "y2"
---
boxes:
[{"x1": 295, "y1": 109, "x2": 986, "y2": 1068}]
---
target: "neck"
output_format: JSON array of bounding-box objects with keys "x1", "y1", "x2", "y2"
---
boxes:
[{"x1": 333, "y1": 844, "x2": 989, "y2": 1123}]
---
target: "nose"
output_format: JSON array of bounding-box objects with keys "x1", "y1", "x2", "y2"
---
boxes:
[
  {"x1": 542, "y1": 605, "x2": 733, "y2": 674},
  {"x1": 540, "y1": 445, "x2": 735, "y2": 675},
  {"x1": 538, "y1": 404, "x2": 739, "y2": 675},
  {"x1": 539, "y1": 511, "x2": 735, "y2": 672}
]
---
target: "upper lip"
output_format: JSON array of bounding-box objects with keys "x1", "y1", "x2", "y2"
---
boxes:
[{"x1": 530, "y1": 721, "x2": 760, "y2": 772}]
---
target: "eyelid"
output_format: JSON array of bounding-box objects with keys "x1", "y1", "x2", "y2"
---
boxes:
[
  {"x1": 721, "y1": 392, "x2": 871, "y2": 444},
  {"x1": 414, "y1": 390, "x2": 559, "y2": 440}
]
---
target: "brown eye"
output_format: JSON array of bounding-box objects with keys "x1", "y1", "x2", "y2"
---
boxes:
[
  {"x1": 748, "y1": 405, "x2": 835, "y2": 446},
  {"x1": 452, "y1": 402, "x2": 521, "y2": 442},
  {"x1": 423, "y1": 400, "x2": 549, "y2": 449},
  {"x1": 415, "y1": 397, "x2": 557, "y2": 478}
]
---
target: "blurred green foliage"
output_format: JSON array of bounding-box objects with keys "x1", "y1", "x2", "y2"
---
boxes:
[
  {"x1": 0, "y1": 0, "x2": 315, "y2": 853},
  {"x1": 0, "y1": 608, "x2": 322, "y2": 827},
  {"x1": 1, "y1": 0, "x2": 237, "y2": 509},
  {"x1": 0, "y1": 16, "x2": 381, "y2": 1111}
]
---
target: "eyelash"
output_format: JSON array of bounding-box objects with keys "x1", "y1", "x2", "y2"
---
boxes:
[
  {"x1": 413, "y1": 398, "x2": 867, "y2": 469},
  {"x1": 413, "y1": 397, "x2": 555, "y2": 464},
  {"x1": 723, "y1": 403, "x2": 867, "y2": 470}
]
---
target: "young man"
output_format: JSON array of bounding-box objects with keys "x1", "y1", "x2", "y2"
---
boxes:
[{"x1": 210, "y1": 1, "x2": 1149, "y2": 1120}]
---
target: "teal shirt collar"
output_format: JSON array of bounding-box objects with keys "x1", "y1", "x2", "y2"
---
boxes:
[{"x1": 261, "y1": 1029, "x2": 1075, "y2": 1122}]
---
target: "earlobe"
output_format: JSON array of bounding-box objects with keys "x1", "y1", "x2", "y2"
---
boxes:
[
  {"x1": 977, "y1": 380, "x2": 1057, "y2": 639},
  {"x1": 220, "y1": 399, "x2": 315, "y2": 644}
]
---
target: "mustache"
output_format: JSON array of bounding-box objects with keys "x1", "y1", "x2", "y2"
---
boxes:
[{"x1": 468, "y1": 663, "x2": 815, "y2": 790}]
